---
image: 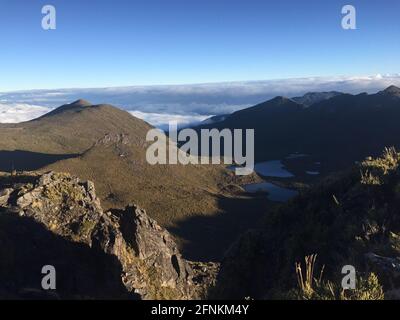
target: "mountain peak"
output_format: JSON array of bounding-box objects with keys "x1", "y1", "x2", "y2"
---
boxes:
[
  {"x1": 37, "y1": 99, "x2": 94, "y2": 118},
  {"x1": 69, "y1": 99, "x2": 92, "y2": 107},
  {"x1": 382, "y1": 85, "x2": 400, "y2": 96},
  {"x1": 292, "y1": 91, "x2": 343, "y2": 106},
  {"x1": 270, "y1": 96, "x2": 292, "y2": 104}
]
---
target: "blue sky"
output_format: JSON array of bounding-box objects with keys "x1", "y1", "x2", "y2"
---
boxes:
[{"x1": 0, "y1": 0, "x2": 399, "y2": 91}]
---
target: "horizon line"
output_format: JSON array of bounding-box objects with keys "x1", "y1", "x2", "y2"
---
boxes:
[{"x1": 1, "y1": 73, "x2": 398, "y2": 94}]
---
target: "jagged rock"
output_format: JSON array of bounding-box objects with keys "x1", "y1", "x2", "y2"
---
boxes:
[
  {"x1": 189, "y1": 261, "x2": 220, "y2": 298},
  {"x1": 0, "y1": 188, "x2": 13, "y2": 206},
  {"x1": 0, "y1": 171, "x2": 211, "y2": 299},
  {"x1": 7, "y1": 172, "x2": 103, "y2": 241},
  {"x1": 91, "y1": 205, "x2": 195, "y2": 299},
  {"x1": 16, "y1": 189, "x2": 42, "y2": 208}
]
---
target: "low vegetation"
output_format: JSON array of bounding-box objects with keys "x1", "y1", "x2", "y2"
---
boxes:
[
  {"x1": 288, "y1": 254, "x2": 384, "y2": 300},
  {"x1": 214, "y1": 148, "x2": 400, "y2": 300},
  {"x1": 0, "y1": 100, "x2": 263, "y2": 261}
]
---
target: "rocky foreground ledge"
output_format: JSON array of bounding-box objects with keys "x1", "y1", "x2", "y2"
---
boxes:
[{"x1": 0, "y1": 172, "x2": 217, "y2": 299}]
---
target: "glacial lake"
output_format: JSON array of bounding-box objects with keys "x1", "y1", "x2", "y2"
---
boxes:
[{"x1": 243, "y1": 182, "x2": 298, "y2": 202}]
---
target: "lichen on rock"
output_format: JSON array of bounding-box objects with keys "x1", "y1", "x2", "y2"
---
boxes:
[{"x1": 0, "y1": 171, "x2": 215, "y2": 299}]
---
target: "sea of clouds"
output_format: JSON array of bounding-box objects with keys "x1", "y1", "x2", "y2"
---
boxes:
[
  {"x1": 1, "y1": 74, "x2": 399, "y2": 128},
  {"x1": 0, "y1": 103, "x2": 51, "y2": 123}
]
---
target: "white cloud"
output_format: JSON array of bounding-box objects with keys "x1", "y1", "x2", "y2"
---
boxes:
[
  {"x1": 129, "y1": 110, "x2": 210, "y2": 130},
  {"x1": 1, "y1": 74, "x2": 399, "y2": 126},
  {"x1": 0, "y1": 103, "x2": 52, "y2": 123}
]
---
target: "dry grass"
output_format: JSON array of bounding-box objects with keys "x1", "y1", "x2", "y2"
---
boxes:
[{"x1": 0, "y1": 101, "x2": 263, "y2": 260}]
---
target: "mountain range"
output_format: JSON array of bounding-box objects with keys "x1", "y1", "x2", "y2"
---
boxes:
[
  {"x1": 196, "y1": 85, "x2": 400, "y2": 174},
  {"x1": 2, "y1": 85, "x2": 400, "y2": 299},
  {"x1": 0, "y1": 99, "x2": 262, "y2": 261}
]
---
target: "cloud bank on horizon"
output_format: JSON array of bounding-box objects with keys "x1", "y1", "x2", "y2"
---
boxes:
[
  {"x1": 129, "y1": 111, "x2": 209, "y2": 130},
  {"x1": 1, "y1": 74, "x2": 399, "y2": 128},
  {"x1": 0, "y1": 103, "x2": 51, "y2": 123}
]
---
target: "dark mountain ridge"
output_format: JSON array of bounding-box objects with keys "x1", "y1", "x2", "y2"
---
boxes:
[
  {"x1": 292, "y1": 91, "x2": 344, "y2": 106},
  {"x1": 380, "y1": 85, "x2": 400, "y2": 97},
  {"x1": 194, "y1": 86, "x2": 400, "y2": 173}
]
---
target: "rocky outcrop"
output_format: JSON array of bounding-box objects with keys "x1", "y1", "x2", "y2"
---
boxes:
[
  {"x1": 94, "y1": 133, "x2": 132, "y2": 147},
  {"x1": 0, "y1": 188, "x2": 12, "y2": 206},
  {"x1": 91, "y1": 205, "x2": 195, "y2": 299},
  {"x1": 0, "y1": 171, "x2": 214, "y2": 299}
]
